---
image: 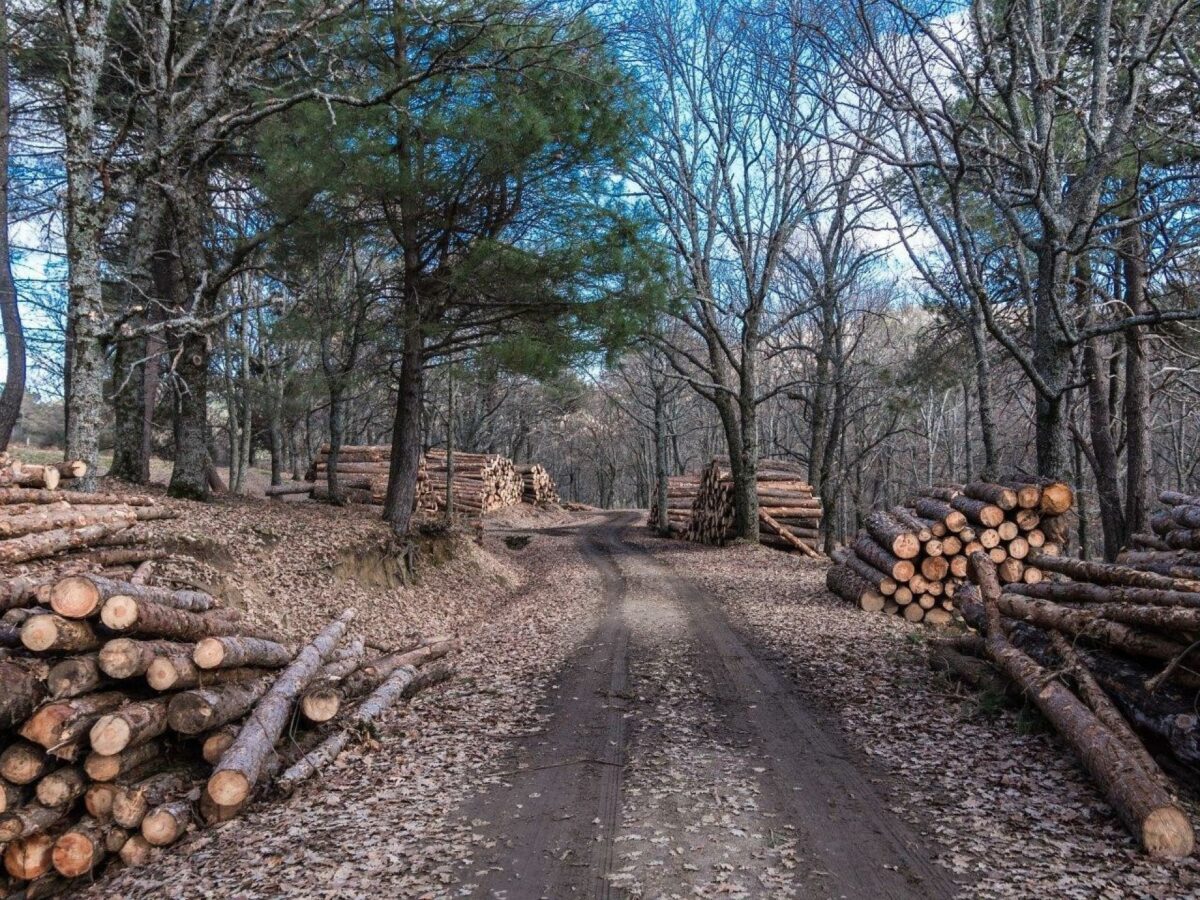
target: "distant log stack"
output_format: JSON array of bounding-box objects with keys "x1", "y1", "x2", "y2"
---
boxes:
[
  {"x1": 826, "y1": 477, "x2": 1074, "y2": 625},
  {"x1": 1125, "y1": 490, "x2": 1200, "y2": 556},
  {"x1": 306, "y1": 445, "x2": 434, "y2": 510},
  {"x1": 651, "y1": 457, "x2": 822, "y2": 556},
  {"x1": 424, "y1": 450, "x2": 523, "y2": 514},
  {"x1": 944, "y1": 552, "x2": 1197, "y2": 859},
  {"x1": 515, "y1": 464, "x2": 559, "y2": 506},
  {"x1": 649, "y1": 475, "x2": 703, "y2": 537},
  {"x1": 0, "y1": 531, "x2": 457, "y2": 891}
]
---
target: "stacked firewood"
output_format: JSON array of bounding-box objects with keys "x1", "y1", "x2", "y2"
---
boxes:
[
  {"x1": 1126, "y1": 490, "x2": 1200, "y2": 554},
  {"x1": 827, "y1": 478, "x2": 1074, "y2": 625},
  {"x1": 424, "y1": 450, "x2": 523, "y2": 514},
  {"x1": 681, "y1": 458, "x2": 822, "y2": 557},
  {"x1": 941, "y1": 551, "x2": 1198, "y2": 859},
  {"x1": 305, "y1": 445, "x2": 436, "y2": 511},
  {"x1": 0, "y1": 456, "x2": 88, "y2": 493},
  {"x1": 0, "y1": 562, "x2": 457, "y2": 891},
  {"x1": 515, "y1": 465, "x2": 559, "y2": 506},
  {"x1": 649, "y1": 476, "x2": 702, "y2": 537}
]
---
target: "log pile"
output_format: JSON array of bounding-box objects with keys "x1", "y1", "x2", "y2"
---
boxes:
[
  {"x1": 649, "y1": 475, "x2": 703, "y2": 537},
  {"x1": 826, "y1": 478, "x2": 1074, "y2": 625},
  {"x1": 515, "y1": 464, "x2": 559, "y2": 506},
  {"x1": 306, "y1": 445, "x2": 436, "y2": 511},
  {"x1": 425, "y1": 450, "x2": 523, "y2": 514},
  {"x1": 0, "y1": 561, "x2": 458, "y2": 891},
  {"x1": 1126, "y1": 490, "x2": 1200, "y2": 554},
  {"x1": 942, "y1": 551, "x2": 1198, "y2": 859},
  {"x1": 680, "y1": 458, "x2": 822, "y2": 557}
]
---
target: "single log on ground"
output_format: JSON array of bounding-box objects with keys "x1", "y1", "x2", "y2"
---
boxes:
[
  {"x1": 100, "y1": 596, "x2": 272, "y2": 641},
  {"x1": 0, "y1": 658, "x2": 49, "y2": 729},
  {"x1": 89, "y1": 697, "x2": 171, "y2": 755},
  {"x1": 50, "y1": 574, "x2": 217, "y2": 618},
  {"x1": 84, "y1": 741, "x2": 162, "y2": 782},
  {"x1": 193, "y1": 635, "x2": 294, "y2": 670},
  {"x1": 967, "y1": 553, "x2": 1192, "y2": 859},
  {"x1": 34, "y1": 766, "x2": 86, "y2": 807},
  {"x1": 20, "y1": 692, "x2": 127, "y2": 754},
  {"x1": 166, "y1": 675, "x2": 276, "y2": 734},
  {"x1": 4, "y1": 833, "x2": 55, "y2": 880},
  {"x1": 278, "y1": 661, "x2": 453, "y2": 796},
  {"x1": 112, "y1": 772, "x2": 192, "y2": 829},
  {"x1": 207, "y1": 609, "x2": 356, "y2": 807},
  {"x1": 47, "y1": 654, "x2": 106, "y2": 699},
  {"x1": 0, "y1": 741, "x2": 49, "y2": 785},
  {"x1": 141, "y1": 799, "x2": 191, "y2": 847},
  {"x1": 99, "y1": 638, "x2": 194, "y2": 679},
  {"x1": 20, "y1": 614, "x2": 100, "y2": 653}
]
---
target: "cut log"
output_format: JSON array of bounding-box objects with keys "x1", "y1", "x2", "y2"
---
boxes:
[
  {"x1": 1006, "y1": 579, "x2": 1200, "y2": 610},
  {"x1": 0, "y1": 658, "x2": 49, "y2": 730},
  {"x1": 207, "y1": 609, "x2": 356, "y2": 807},
  {"x1": 951, "y1": 495, "x2": 1005, "y2": 528},
  {"x1": 201, "y1": 726, "x2": 239, "y2": 766},
  {"x1": 192, "y1": 636, "x2": 294, "y2": 670},
  {"x1": 0, "y1": 506, "x2": 136, "y2": 540},
  {"x1": 51, "y1": 817, "x2": 110, "y2": 878},
  {"x1": 146, "y1": 655, "x2": 267, "y2": 692},
  {"x1": 264, "y1": 482, "x2": 316, "y2": 496},
  {"x1": 50, "y1": 574, "x2": 217, "y2": 618},
  {"x1": 831, "y1": 548, "x2": 897, "y2": 595},
  {"x1": 46, "y1": 654, "x2": 106, "y2": 699},
  {"x1": 100, "y1": 596, "x2": 271, "y2": 641},
  {"x1": 84, "y1": 741, "x2": 162, "y2": 782},
  {"x1": 968, "y1": 553, "x2": 1192, "y2": 859},
  {"x1": 278, "y1": 661, "x2": 453, "y2": 796},
  {"x1": 32, "y1": 767, "x2": 85, "y2": 815},
  {"x1": 1035, "y1": 553, "x2": 1200, "y2": 591},
  {"x1": 89, "y1": 697, "x2": 171, "y2": 755},
  {"x1": 864, "y1": 510, "x2": 920, "y2": 559},
  {"x1": 20, "y1": 692, "x2": 127, "y2": 754},
  {"x1": 299, "y1": 638, "x2": 367, "y2": 722},
  {"x1": 963, "y1": 482, "x2": 1018, "y2": 510},
  {"x1": 912, "y1": 497, "x2": 967, "y2": 532},
  {"x1": 20, "y1": 614, "x2": 100, "y2": 653},
  {"x1": 851, "y1": 534, "x2": 915, "y2": 581},
  {"x1": 141, "y1": 799, "x2": 191, "y2": 846},
  {"x1": 0, "y1": 521, "x2": 136, "y2": 566},
  {"x1": 99, "y1": 638, "x2": 195, "y2": 679},
  {"x1": 4, "y1": 833, "x2": 55, "y2": 880},
  {"x1": 119, "y1": 834, "x2": 154, "y2": 867},
  {"x1": 166, "y1": 675, "x2": 276, "y2": 734},
  {"x1": 0, "y1": 741, "x2": 49, "y2": 785},
  {"x1": 0, "y1": 802, "x2": 64, "y2": 842},
  {"x1": 112, "y1": 772, "x2": 192, "y2": 829}
]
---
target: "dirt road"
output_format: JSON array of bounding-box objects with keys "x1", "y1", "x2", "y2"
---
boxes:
[{"x1": 459, "y1": 512, "x2": 956, "y2": 898}]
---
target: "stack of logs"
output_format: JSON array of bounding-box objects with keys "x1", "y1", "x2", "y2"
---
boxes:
[
  {"x1": 827, "y1": 478, "x2": 1074, "y2": 625},
  {"x1": 1127, "y1": 490, "x2": 1200, "y2": 554},
  {"x1": 515, "y1": 465, "x2": 559, "y2": 506},
  {"x1": 649, "y1": 476, "x2": 701, "y2": 537},
  {"x1": 939, "y1": 551, "x2": 1198, "y2": 859},
  {"x1": 298, "y1": 445, "x2": 436, "y2": 512},
  {"x1": 669, "y1": 458, "x2": 822, "y2": 558},
  {"x1": 424, "y1": 450, "x2": 523, "y2": 515},
  {"x1": 0, "y1": 563, "x2": 457, "y2": 892}
]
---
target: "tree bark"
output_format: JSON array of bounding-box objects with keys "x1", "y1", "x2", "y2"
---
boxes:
[
  {"x1": 0, "y1": 0, "x2": 24, "y2": 451},
  {"x1": 89, "y1": 698, "x2": 171, "y2": 755},
  {"x1": 51, "y1": 574, "x2": 216, "y2": 619},
  {"x1": 168, "y1": 330, "x2": 212, "y2": 501},
  {"x1": 165, "y1": 675, "x2": 275, "y2": 734},
  {"x1": 192, "y1": 636, "x2": 294, "y2": 670},
  {"x1": 98, "y1": 638, "x2": 193, "y2": 679},
  {"x1": 382, "y1": 325, "x2": 423, "y2": 536}
]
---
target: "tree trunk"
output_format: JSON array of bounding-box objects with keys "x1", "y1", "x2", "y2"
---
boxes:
[
  {"x1": 383, "y1": 325, "x2": 424, "y2": 536},
  {"x1": 1122, "y1": 212, "x2": 1151, "y2": 542},
  {"x1": 1083, "y1": 335, "x2": 1124, "y2": 560},
  {"x1": 168, "y1": 330, "x2": 211, "y2": 501},
  {"x1": 967, "y1": 298, "x2": 997, "y2": 475},
  {"x1": 1032, "y1": 247, "x2": 1071, "y2": 478},
  {"x1": 653, "y1": 379, "x2": 669, "y2": 534},
  {"x1": 0, "y1": 0, "x2": 24, "y2": 451}
]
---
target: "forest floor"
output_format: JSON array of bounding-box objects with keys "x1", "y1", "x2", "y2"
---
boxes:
[{"x1": 66, "y1": 497, "x2": 1200, "y2": 899}]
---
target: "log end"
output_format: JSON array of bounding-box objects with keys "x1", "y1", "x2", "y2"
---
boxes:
[
  {"x1": 48, "y1": 576, "x2": 101, "y2": 619},
  {"x1": 4, "y1": 833, "x2": 53, "y2": 880},
  {"x1": 859, "y1": 592, "x2": 886, "y2": 613},
  {"x1": 119, "y1": 835, "x2": 154, "y2": 867},
  {"x1": 84, "y1": 752, "x2": 121, "y2": 782},
  {"x1": 207, "y1": 769, "x2": 251, "y2": 808},
  {"x1": 193, "y1": 638, "x2": 226, "y2": 670},
  {"x1": 146, "y1": 657, "x2": 182, "y2": 691},
  {"x1": 20, "y1": 616, "x2": 60, "y2": 653},
  {"x1": 89, "y1": 715, "x2": 131, "y2": 756},
  {"x1": 1040, "y1": 483, "x2": 1074, "y2": 516},
  {"x1": 98, "y1": 639, "x2": 142, "y2": 679},
  {"x1": 99, "y1": 595, "x2": 138, "y2": 631},
  {"x1": 893, "y1": 533, "x2": 921, "y2": 560},
  {"x1": 51, "y1": 832, "x2": 98, "y2": 878},
  {"x1": 1143, "y1": 806, "x2": 1194, "y2": 860},
  {"x1": 85, "y1": 784, "x2": 117, "y2": 820},
  {"x1": 300, "y1": 689, "x2": 341, "y2": 724},
  {"x1": 201, "y1": 729, "x2": 237, "y2": 766},
  {"x1": 141, "y1": 807, "x2": 186, "y2": 846}
]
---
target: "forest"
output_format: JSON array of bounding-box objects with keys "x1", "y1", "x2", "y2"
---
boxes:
[{"x1": 0, "y1": 0, "x2": 1200, "y2": 896}]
